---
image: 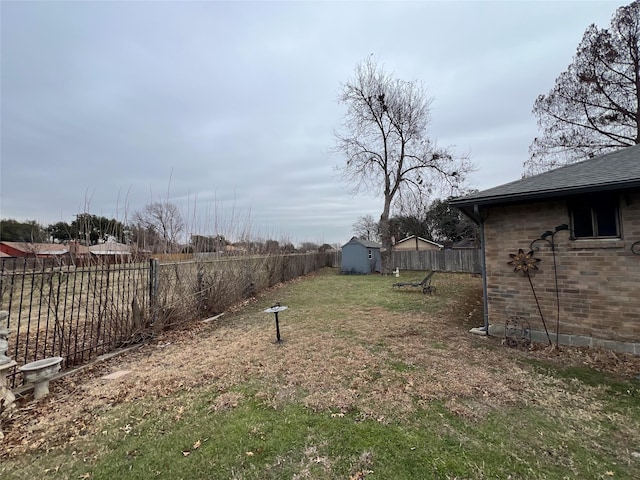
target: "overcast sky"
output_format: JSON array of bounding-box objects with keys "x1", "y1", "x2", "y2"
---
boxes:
[{"x1": 0, "y1": 1, "x2": 623, "y2": 245}]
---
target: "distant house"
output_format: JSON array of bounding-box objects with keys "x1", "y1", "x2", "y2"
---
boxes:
[
  {"x1": 61, "y1": 240, "x2": 91, "y2": 266},
  {"x1": 89, "y1": 241, "x2": 132, "y2": 263},
  {"x1": 224, "y1": 245, "x2": 248, "y2": 256},
  {"x1": 393, "y1": 235, "x2": 443, "y2": 252},
  {"x1": 0, "y1": 241, "x2": 68, "y2": 258},
  {"x1": 451, "y1": 144, "x2": 640, "y2": 354},
  {"x1": 66, "y1": 240, "x2": 90, "y2": 257},
  {"x1": 341, "y1": 237, "x2": 382, "y2": 274}
]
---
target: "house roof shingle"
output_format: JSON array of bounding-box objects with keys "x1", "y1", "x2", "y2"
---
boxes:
[
  {"x1": 88, "y1": 242, "x2": 131, "y2": 255},
  {"x1": 0, "y1": 241, "x2": 68, "y2": 255},
  {"x1": 450, "y1": 144, "x2": 640, "y2": 209},
  {"x1": 394, "y1": 235, "x2": 443, "y2": 249}
]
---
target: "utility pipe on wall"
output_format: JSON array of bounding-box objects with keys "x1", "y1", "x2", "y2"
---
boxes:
[{"x1": 474, "y1": 204, "x2": 489, "y2": 332}]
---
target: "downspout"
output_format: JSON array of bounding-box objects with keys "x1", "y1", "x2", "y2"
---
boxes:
[{"x1": 474, "y1": 204, "x2": 490, "y2": 333}]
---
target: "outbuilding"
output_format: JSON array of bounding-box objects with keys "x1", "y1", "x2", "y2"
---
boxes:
[
  {"x1": 341, "y1": 237, "x2": 382, "y2": 274},
  {"x1": 88, "y1": 241, "x2": 132, "y2": 264}
]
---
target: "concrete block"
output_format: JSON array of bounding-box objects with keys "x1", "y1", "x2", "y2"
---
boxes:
[
  {"x1": 488, "y1": 324, "x2": 504, "y2": 337},
  {"x1": 101, "y1": 370, "x2": 132, "y2": 380},
  {"x1": 469, "y1": 327, "x2": 487, "y2": 336}
]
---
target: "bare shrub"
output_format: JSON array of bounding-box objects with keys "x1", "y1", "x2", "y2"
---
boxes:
[{"x1": 152, "y1": 253, "x2": 334, "y2": 330}]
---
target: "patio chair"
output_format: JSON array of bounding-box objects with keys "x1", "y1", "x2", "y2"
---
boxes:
[{"x1": 392, "y1": 270, "x2": 436, "y2": 294}]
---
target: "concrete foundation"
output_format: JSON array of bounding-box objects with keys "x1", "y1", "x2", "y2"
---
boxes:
[{"x1": 488, "y1": 324, "x2": 640, "y2": 355}]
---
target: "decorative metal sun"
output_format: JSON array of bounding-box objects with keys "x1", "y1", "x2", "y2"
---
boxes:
[{"x1": 507, "y1": 249, "x2": 540, "y2": 273}]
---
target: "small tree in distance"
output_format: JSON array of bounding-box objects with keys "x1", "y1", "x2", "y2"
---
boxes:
[
  {"x1": 428, "y1": 197, "x2": 478, "y2": 244},
  {"x1": 352, "y1": 214, "x2": 380, "y2": 242},
  {"x1": 133, "y1": 202, "x2": 184, "y2": 254},
  {"x1": 0, "y1": 219, "x2": 47, "y2": 242},
  {"x1": 318, "y1": 243, "x2": 334, "y2": 252},
  {"x1": 47, "y1": 221, "x2": 72, "y2": 243},
  {"x1": 335, "y1": 57, "x2": 471, "y2": 273},
  {"x1": 71, "y1": 213, "x2": 126, "y2": 245},
  {"x1": 526, "y1": 1, "x2": 640, "y2": 174}
]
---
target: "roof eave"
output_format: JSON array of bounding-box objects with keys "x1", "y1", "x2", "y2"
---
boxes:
[{"x1": 450, "y1": 179, "x2": 640, "y2": 209}]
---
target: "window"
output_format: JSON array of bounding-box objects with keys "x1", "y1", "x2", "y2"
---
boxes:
[
  {"x1": 569, "y1": 194, "x2": 620, "y2": 238},
  {"x1": 368, "y1": 249, "x2": 373, "y2": 259}
]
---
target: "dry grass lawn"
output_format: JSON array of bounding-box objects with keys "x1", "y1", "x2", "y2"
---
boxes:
[{"x1": 1, "y1": 268, "x2": 639, "y2": 478}]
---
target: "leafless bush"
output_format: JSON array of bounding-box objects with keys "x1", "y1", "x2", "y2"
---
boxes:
[{"x1": 153, "y1": 253, "x2": 334, "y2": 330}]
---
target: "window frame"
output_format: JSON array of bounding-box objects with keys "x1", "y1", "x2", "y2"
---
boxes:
[{"x1": 568, "y1": 193, "x2": 621, "y2": 240}]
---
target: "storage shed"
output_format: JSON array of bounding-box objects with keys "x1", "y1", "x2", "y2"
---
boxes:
[{"x1": 341, "y1": 237, "x2": 382, "y2": 274}]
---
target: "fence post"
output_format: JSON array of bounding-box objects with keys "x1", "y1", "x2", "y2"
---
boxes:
[{"x1": 149, "y1": 258, "x2": 159, "y2": 326}]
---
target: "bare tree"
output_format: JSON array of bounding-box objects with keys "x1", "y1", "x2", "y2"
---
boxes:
[
  {"x1": 133, "y1": 202, "x2": 184, "y2": 254},
  {"x1": 526, "y1": 1, "x2": 640, "y2": 175},
  {"x1": 335, "y1": 57, "x2": 471, "y2": 273},
  {"x1": 352, "y1": 214, "x2": 380, "y2": 242}
]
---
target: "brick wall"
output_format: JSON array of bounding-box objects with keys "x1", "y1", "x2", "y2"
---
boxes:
[{"x1": 484, "y1": 192, "x2": 640, "y2": 344}]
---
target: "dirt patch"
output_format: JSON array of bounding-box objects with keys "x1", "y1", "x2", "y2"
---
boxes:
[{"x1": 2, "y1": 285, "x2": 639, "y2": 459}]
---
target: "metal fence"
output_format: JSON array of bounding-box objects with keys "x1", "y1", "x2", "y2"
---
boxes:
[
  {"x1": 391, "y1": 249, "x2": 481, "y2": 273},
  {"x1": 1, "y1": 257, "x2": 150, "y2": 387},
  {"x1": 1, "y1": 252, "x2": 334, "y2": 387}
]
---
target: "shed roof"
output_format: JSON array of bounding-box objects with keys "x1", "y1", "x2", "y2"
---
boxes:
[
  {"x1": 342, "y1": 237, "x2": 381, "y2": 249},
  {"x1": 450, "y1": 144, "x2": 640, "y2": 209}
]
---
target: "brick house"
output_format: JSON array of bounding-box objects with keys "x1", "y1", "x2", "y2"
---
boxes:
[
  {"x1": 451, "y1": 145, "x2": 640, "y2": 354},
  {"x1": 393, "y1": 235, "x2": 443, "y2": 252}
]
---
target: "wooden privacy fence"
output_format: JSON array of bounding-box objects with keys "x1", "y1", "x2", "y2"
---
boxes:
[
  {"x1": 391, "y1": 249, "x2": 481, "y2": 273},
  {"x1": 1, "y1": 252, "x2": 334, "y2": 387}
]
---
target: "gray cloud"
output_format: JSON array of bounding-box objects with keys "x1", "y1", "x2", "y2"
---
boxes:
[{"x1": 0, "y1": 1, "x2": 619, "y2": 244}]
